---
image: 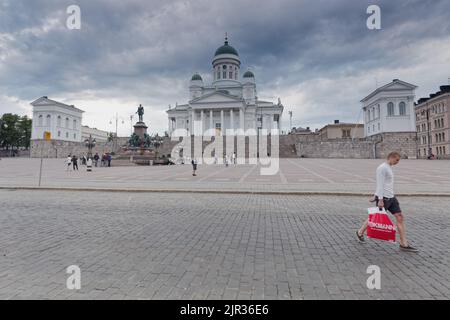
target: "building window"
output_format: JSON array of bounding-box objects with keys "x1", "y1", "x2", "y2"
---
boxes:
[
  {"x1": 57, "y1": 116, "x2": 61, "y2": 127},
  {"x1": 217, "y1": 71, "x2": 220, "y2": 79},
  {"x1": 46, "y1": 115, "x2": 51, "y2": 126},
  {"x1": 66, "y1": 132, "x2": 69, "y2": 138},
  {"x1": 223, "y1": 71, "x2": 226, "y2": 79},
  {"x1": 65, "y1": 118, "x2": 69, "y2": 128},
  {"x1": 399, "y1": 102, "x2": 406, "y2": 115},
  {"x1": 387, "y1": 102, "x2": 394, "y2": 116},
  {"x1": 229, "y1": 71, "x2": 233, "y2": 79},
  {"x1": 73, "y1": 119, "x2": 77, "y2": 129},
  {"x1": 74, "y1": 133, "x2": 76, "y2": 139},
  {"x1": 378, "y1": 123, "x2": 380, "y2": 131},
  {"x1": 342, "y1": 129, "x2": 351, "y2": 138},
  {"x1": 38, "y1": 115, "x2": 43, "y2": 126},
  {"x1": 58, "y1": 131, "x2": 61, "y2": 137}
]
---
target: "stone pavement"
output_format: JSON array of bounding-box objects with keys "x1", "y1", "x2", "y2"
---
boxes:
[
  {"x1": 0, "y1": 190, "x2": 448, "y2": 300},
  {"x1": 1, "y1": 158, "x2": 450, "y2": 195}
]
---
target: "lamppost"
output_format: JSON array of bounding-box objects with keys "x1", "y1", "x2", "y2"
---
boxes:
[
  {"x1": 288, "y1": 111, "x2": 293, "y2": 133},
  {"x1": 84, "y1": 134, "x2": 96, "y2": 158},
  {"x1": 109, "y1": 113, "x2": 125, "y2": 151}
]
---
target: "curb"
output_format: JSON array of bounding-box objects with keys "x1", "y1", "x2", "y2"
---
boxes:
[{"x1": 1, "y1": 186, "x2": 450, "y2": 197}]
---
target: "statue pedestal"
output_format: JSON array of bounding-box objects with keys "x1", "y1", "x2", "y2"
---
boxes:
[{"x1": 133, "y1": 122, "x2": 148, "y2": 139}]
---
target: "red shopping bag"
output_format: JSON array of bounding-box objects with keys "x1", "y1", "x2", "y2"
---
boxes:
[{"x1": 366, "y1": 207, "x2": 396, "y2": 242}]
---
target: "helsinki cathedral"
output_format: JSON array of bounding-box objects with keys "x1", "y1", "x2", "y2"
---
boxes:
[{"x1": 167, "y1": 36, "x2": 284, "y2": 136}]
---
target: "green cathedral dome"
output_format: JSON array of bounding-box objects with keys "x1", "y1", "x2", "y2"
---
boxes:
[
  {"x1": 191, "y1": 73, "x2": 202, "y2": 81},
  {"x1": 214, "y1": 38, "x2": 239, "y2": 57}
]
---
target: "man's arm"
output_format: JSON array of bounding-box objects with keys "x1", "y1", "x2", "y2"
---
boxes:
[{"x1": 374, "y1": 165, "x2": 385, "y2": 200}]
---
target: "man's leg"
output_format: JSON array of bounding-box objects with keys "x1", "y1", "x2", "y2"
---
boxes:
[
  {"x1": 358, "y1": 218, "x2": 368, "y2": 237},
  {"x1": 393, "y1": 212, "x2": 408, "y2": 247}
]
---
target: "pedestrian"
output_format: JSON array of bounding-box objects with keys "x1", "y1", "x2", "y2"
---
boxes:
[
  {"x1": 101, "y1": 154, "x2": 106, "y2": 167},
  {"x1": 66, "y1": 155, "x2": 72, "y2": 171},
  {"x1": 86, "y1": 157, "x2": 93, "y2": 172},
  {"x1": 356, "y1": 151, "x2": 418, "y2": 252},
  {"x1": 107, "y1": 153, "x2": 112, "y2": 167},
  {"x1": 191, "y1": 158, "x2": 197, "y2": 176},
  {"x1": 72, "y1": 155, "x2": 78, "y2": 171},
  {"x1": 94, "y1": 153, "x2": 99, "y2": 167},
  {"x1": 232, "y1": 152, "x2": 236, "y2": 165}
]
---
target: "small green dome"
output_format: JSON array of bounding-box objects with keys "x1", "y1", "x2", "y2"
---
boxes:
[
  {"x1": 214, "y1": 39, "x2": 239, "y2": 57},
  {"x1": 243, "y1": 70, "x2": 254, "y2": 78},
  {"x1": 191, "y1": 73, "x2": 202, "y2": 81}
]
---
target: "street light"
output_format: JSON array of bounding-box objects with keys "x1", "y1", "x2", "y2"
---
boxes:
[
  {"x1": 109, "y1": 113, "x2": 125, "y2": 150},
  {"x1": 84, "y1": 134, "x2": 96, "y2": 158},
  {"x1": 288, "y1": 111, "x2": 293, "y2": 132}
]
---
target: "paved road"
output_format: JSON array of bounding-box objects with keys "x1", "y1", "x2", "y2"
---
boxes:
[
  {"x1": 1, "y1": 158, "x2": 450, "y2": 194},
  {"x1": 0, "y1": 190, "x2": 448, "y2": 299}
]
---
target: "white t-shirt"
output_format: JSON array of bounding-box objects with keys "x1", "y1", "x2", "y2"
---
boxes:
[{"x1": 375, "y1": 162, "x2": 394, "y2": 199}]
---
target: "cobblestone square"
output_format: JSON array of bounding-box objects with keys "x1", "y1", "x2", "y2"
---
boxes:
[
  {"x1": 0, "y1": 189, "x2": 448, "y2": 300},
  {"x1": 1, "y1": 158, "x2": 450, "y2": 195}
]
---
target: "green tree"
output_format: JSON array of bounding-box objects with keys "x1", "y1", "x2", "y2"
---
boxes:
[
  {"x1": 0, "y1": 113, "x2": 20, "y2": 150},
  {"x1": 18, "y1": 116, "x2": 32, "y2": 149},
  {"x1": 0, "y1": 114, "x2": 32, "y2": 150}
]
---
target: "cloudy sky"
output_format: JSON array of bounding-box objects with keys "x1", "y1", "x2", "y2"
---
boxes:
[{"x1": 1, "y1": 0, "x2": 449, "y2": 136}]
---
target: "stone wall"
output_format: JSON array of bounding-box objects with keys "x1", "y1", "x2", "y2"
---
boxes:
[
  {"x1": 158, "y1": 132, "x2": 419, "y2": 160},
  {"x1": 292, "y1": 132, "x2": 418, "y2": 159},
  {"x1": 30, "y1": 137, "x2": 129, "y2": 158},
  {"x1": 366, "y1": 132, "x2": 418, "y2": 159},
  {"x1": 295, "y1": 139, "x2": 374, "y2": 159}
]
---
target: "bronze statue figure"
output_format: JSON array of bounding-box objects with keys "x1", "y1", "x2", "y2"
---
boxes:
[{"x1": 136, "y1": 104, "x2": 144, "y2": 122}]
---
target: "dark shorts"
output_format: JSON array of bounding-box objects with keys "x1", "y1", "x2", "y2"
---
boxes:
[
  {"x1": 192, "y1": 164, "x2": 197, "y2": 170},
  {"x1": 375, "y1": 196, "x2": 401, "y2": 215}
]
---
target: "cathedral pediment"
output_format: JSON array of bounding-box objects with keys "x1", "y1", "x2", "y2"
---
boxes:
[{"x1": 190, "y1": 91, "x2": 243, "y2": 104}]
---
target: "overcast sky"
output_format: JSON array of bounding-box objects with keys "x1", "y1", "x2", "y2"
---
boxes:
[{"x1": 1, "y1": 0, "x2": 450, "y2": 136}]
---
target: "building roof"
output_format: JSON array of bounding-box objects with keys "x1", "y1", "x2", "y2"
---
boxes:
[
  {"x1": 361, "y1": 79, "x2": 418, "y2": 103},
  {"x1": 319, "y1": 123, "x2": 364, "y2": 131},
  {"x1": 30, "y1": 96, "x2": 84, "y2": 113},
  {"x1": 415, "y1": 85, "x2": 450, "y2": 106}
]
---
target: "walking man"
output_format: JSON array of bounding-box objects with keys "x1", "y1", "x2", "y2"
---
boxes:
[
  {"x1": 356, "y1": 151, "x2": 418, "y2": 252},
  {"x1": 191, "y1": 158, "x2": 198, "y2": 176},
  {"x1": 72, "y1": 155, "x2": 79, "y2": 171}
]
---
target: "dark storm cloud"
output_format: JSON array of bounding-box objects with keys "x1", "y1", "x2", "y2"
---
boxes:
[{"x1": 1, "y1": 0, "x2": 450, "y2": 133}]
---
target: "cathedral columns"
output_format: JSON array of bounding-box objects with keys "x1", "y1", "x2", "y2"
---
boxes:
[
  {"x1": 190, "y1": 109, "x2": 195, "y2": 135},
  {"x1": 200, "y1": 110, "x2": 204, "y2": 135},
  {"x1": 209, "y1": 110, "x2": 213, "y2": 132},
  {"x1": 230, "y1": 109, "x2": 234, "y2": 132},
  {"x1": 239, "y1": 108, "x2": 244, "y2": 131}
]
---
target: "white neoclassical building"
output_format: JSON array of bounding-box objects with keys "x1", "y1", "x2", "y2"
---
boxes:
[
  {"x1": 167, "y1": 37, "x2": 284, "y2": 136},
  {"x1": 361, "y1": 79, "x2": 417, "y2": 137},
  {"x1": 31, "y1": 96, "x2": 84, "y2": 142}
]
